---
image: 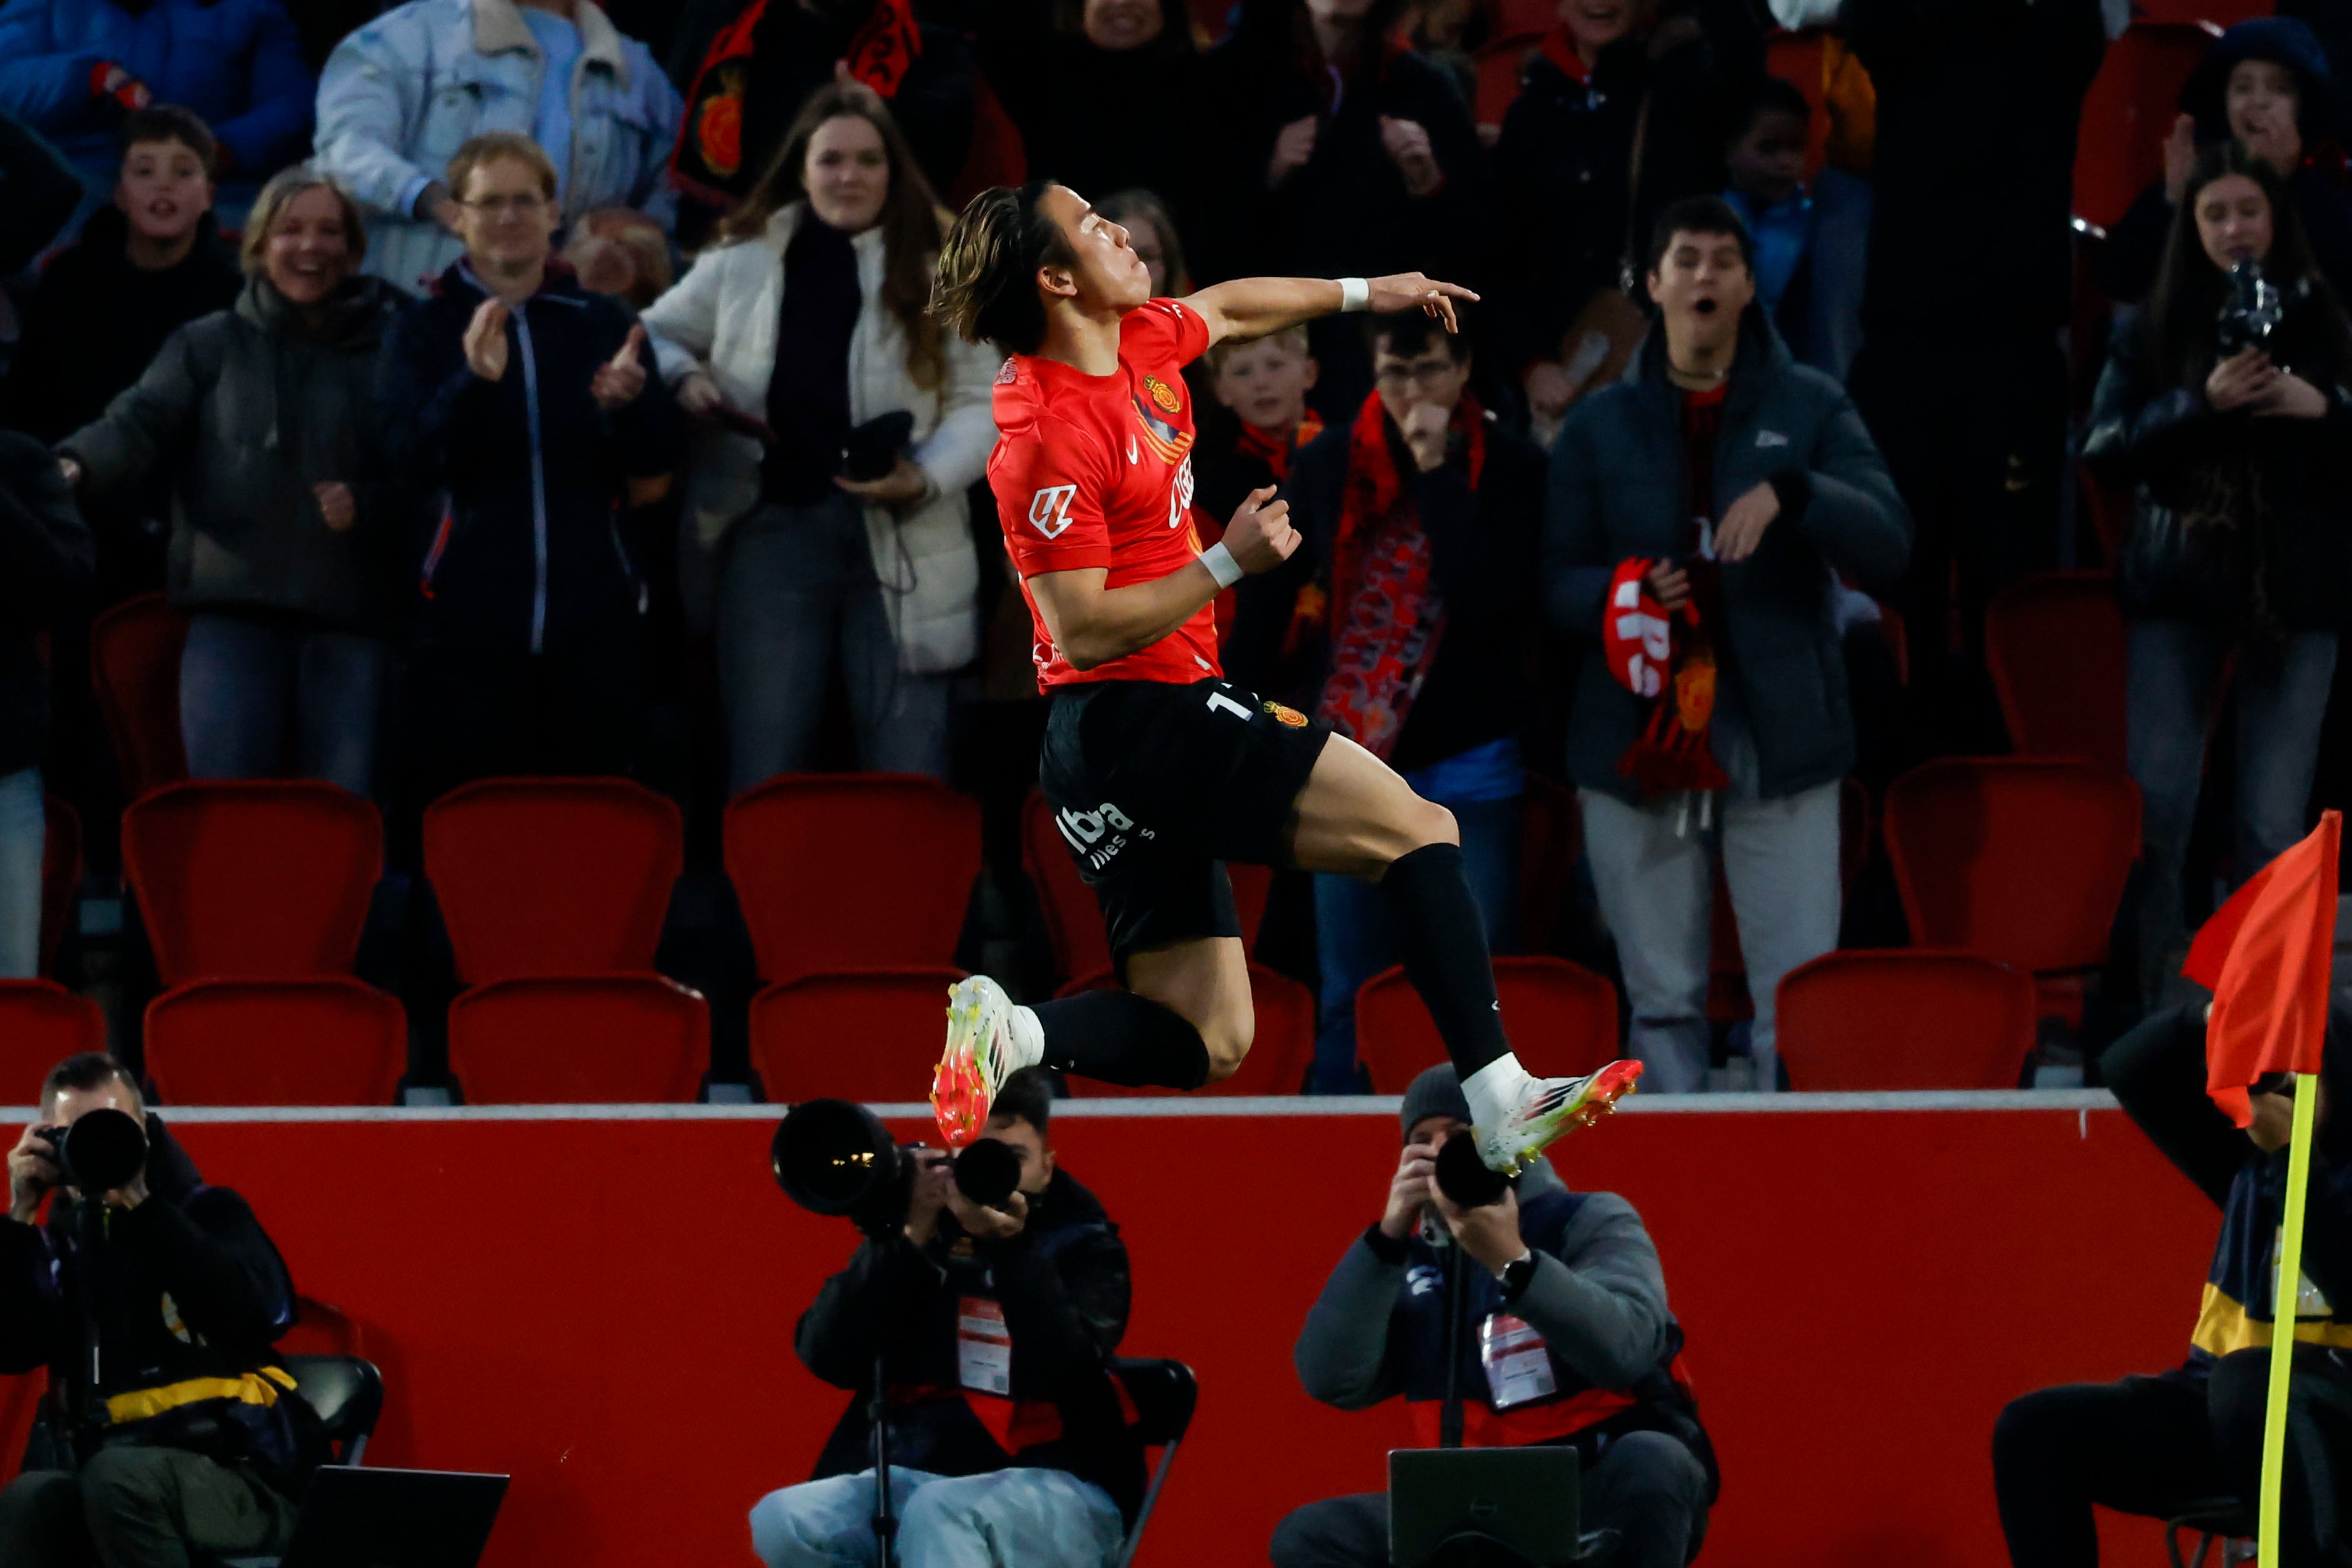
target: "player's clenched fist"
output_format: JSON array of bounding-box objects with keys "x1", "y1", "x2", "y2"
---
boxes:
[{"x1": 1223, "y1": 484, "x2": 1299, "y2": 574}]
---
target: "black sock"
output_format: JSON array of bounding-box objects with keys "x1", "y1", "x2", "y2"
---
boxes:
[
  {"x1": 1033, "y1": 990, "x2": 1212, "y2": 1090},
  {"x1": 1379, "y1": 842, "x2": 1512, "y2": 1077}
]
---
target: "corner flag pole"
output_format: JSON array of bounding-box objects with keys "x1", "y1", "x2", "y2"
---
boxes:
[{"x1": 2259, "y1": 1074, "x2": 2323, "y2": 1567}]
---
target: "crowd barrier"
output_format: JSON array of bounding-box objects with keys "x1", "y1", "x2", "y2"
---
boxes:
[{"x1": 4, "y1": 1094, "x2": 2218, "y2": 1567}]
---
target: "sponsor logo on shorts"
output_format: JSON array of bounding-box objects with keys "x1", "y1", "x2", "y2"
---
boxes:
[
  {"x1": 1055, "y1": 801, "x2": 1154, "y2": 871},
  {"x1": 1263, "y1": 701, "x2": 1309, "y2": 728}
]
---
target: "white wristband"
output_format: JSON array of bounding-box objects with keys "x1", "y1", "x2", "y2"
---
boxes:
[
  {"x1": 1338, "y1": 277, "x2": 1370, "y2": 313},
  {"x1": 1200, "y1": 541, "x2": 1245, "y2": 589}
]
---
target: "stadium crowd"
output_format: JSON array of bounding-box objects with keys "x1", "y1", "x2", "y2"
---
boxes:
[{"x1": 3, "y1": 0, "x2": 2352, "y2": 1102}]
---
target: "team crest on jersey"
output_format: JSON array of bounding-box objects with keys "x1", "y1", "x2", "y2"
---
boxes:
[
  {"x1": 1143, "y1": 374, "x2": 1183, "y2": 415},
  {"x1": 1263, "y1": 701, "x2": 1309, "y2": 728}
]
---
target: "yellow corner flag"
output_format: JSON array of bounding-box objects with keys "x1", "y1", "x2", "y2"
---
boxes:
[{"x1": 2182, "y1": 810, "x2": 2339, "y2": 1566}]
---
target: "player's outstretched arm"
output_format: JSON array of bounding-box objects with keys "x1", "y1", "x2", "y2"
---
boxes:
[
  {"x1": 1181, "y1": 274, "x2": 1481, "y2": 350},
  {"x1": 1028, "y1": 486, "x2": 1299, "y2": 671}
]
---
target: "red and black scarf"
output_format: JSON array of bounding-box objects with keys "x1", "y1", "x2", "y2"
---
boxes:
[
  {"x1": 1311, "y1": 392, "x2": 1485, "y2": 760},
  {"x1": 673, "y1": 0, "x2": 922, "y2": 204},
  {"x1": 1234, "y1": 410, "x2": 1324, "y2": 484}
]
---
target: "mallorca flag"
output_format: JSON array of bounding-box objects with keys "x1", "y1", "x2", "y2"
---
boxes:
[{"x1": 2183, "y1": 811, "x2": 2339, "y2": 1128}]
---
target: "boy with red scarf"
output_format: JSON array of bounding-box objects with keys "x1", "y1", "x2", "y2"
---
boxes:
[{"x1": 1228, "y1": 312, "x2": 1543, "y2": 1092}]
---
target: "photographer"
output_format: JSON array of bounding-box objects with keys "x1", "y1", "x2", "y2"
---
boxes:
[
  {"x1": 754, "y1": 1069, "x2": 1143, "y2": 1568},
  {"x1": 1993, "y1": 1004, "x2": 2352, "y2": 1567},
  {"x1": 1272, "y1": 1066, "x2": 1716, "y2": 1568},
  {"x1": 0, "y1": 1054, "x2": 313, "y2": 1568},
  {"x1": 2083, "y1": 141, "x2": 2352, "y2": 1009}
]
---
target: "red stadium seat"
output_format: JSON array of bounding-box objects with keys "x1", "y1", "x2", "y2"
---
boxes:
[
  {"x1": 0, "y1": 981, "x2": 107, "y2": 1101},
  {"x1": 1883, "y1": 759, "x2": 2142, "y2": 982},
  {"x1": 1986, "y1": 572, "x2": 2128, "y2": 775},
  {"x1": 449, "y1": 977, "x2": 709, "y2": 1104},
  {"x1": 1776, "y1": 951, "x2": 2039, "y2": 1090},
  {"x1": 122, "y1": 782, "x2": 380, "y2": 986},
  {"x1": 41, "y1": 797, "x2": 79, "y2": 980},
  {"x1": 145, "y1": 979, "x2": 405, "y2": 1105},
  {"x1": 89, "y1": 592, "x2": 189, "y2": 801},
  {"x1": 424, "y1": 777, "x2": 682, "y2": 984},
  {"x1": 1355, "y1": 956, "x2": 1620, "y2": 1094},
  {"x1": 1057, "y1": 964, "x2": 1316, "y2": 1097},
  {"x1": 750, "y1": 967, "x2": 966, "y2": 1104},
  {"x1": 2071, "y1": 23, "x2": 2211, "y2": 231},
  {"x1": 727, "y1": 776, "x2": 981, "y2": 986},
  {"x1": 1022, "y1": 789, "x2": 1273, "y2": 985}
]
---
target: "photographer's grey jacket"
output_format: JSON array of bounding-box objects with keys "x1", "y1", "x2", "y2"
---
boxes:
[
  {"x1": 1296, "y1": 1174, "x2": 1712, "y2": 1479},
  {"x1": 1541, "y1": 309, "x2": 1911, "y2": 803}
]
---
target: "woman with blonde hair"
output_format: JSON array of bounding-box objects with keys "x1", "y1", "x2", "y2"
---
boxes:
[
  {"x1": 58, "y1": 164, "x2": 408, "y2": 796},
  {"x1": 643, "y1": 80, "x2": 998, "y2": 787}
]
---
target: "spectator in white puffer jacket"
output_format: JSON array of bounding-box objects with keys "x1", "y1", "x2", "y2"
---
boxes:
[{"x1": 641, "y1": 79, "x2": 996, "y2": 789}]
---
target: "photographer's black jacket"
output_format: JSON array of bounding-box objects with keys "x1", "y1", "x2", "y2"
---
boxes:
[
  {"x1": 794, "y1": 1168, "x2": 1146, "y2": 1521},
  {"x1": 0, "y1": 1118, "x2": 310, "y2": 1482}
]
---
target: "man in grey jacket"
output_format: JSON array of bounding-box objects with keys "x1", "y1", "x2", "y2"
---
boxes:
[
  {"x1": 1272, "y1": 1066, "x2": 1714, "y2": 1568},
  {"x1": 1542, "y1": 194, "x2": 1909, "y2": 1096}
]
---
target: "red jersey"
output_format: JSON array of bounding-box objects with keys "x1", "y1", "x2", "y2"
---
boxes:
[{"x1": 989, "y1": 297, "x2": 1220, "y2": 688}]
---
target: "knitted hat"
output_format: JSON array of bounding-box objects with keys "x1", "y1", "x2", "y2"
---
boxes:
[{"x1": 1400, "y1": 1064, "x2": 1472, "y2": 1142}]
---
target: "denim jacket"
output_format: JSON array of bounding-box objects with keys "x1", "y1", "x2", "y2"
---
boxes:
[{"x1": 313, "y1": 0, "x2": 681, "y2": 294}]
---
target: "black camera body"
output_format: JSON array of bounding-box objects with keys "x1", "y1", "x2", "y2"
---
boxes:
[
  {"x1": 35, "y1": 1109, "x2": 149, "y2": 1195},
  {"x1": 772, "y1": 1099, "x2": 1024, "y2": 1237},
  {"x1": 2217, "y1": 260, "x2": 2285, "y2": 360}
]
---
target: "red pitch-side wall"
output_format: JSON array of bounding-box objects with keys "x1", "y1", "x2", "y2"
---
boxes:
[{"x1": 51, "y1": 1105, "x2": 2216, "y2": 1567}]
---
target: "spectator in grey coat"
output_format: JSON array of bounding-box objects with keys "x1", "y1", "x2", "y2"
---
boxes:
[
  {"x1": 58, "y1": 166, "x2": 406, "y2": 798},
  {"x1": 1272, "y1": 1065, "x2": 1716, "y2": 1568},
  {"x1": 1542, "y1": 196, "x2": 1909, "y2": 1094}
]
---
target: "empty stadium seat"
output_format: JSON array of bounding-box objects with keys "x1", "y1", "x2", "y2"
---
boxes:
[
  {"x1": 750, "y1": 967, "x2": 965, "y2": 1104},
  {"x1": 1058, "y1": 964, "x2": 1316, "y2": 1097},
  {"x1": 89, "y1": 592, "x2": 190, "y2": 801},
  {"x1": 40, "y1": 797, "x2": 79, "y2": 981},
  {"x1": 1883, "y1": 759, "x2": 2142, "y2": 984},
  {"x1": 2071, "y1": 22, "x2": 2211, "y2": 231},
  {"x1": 0, "y1": 981, "x2": 107, "y2": 1100},
  {"x1": 1022, "y1": 789, "x2": 1273, "y2": 985},
  {"x1": 1355, "y1": 956, "x2": 1620, "y2": 1094},
  {"x1": 1986, "y1": 572, "x2": 2128, "y2": 774},
  {"x1": 728, "y1": 776, "x2": 982, "y2": 986},
  {"x1": 123, "y1": 782, "x2": 381, "y2": 986},
  {"x1": 424, "y1": 777, "x2": 683, "y2": 984},
  {"x1": 450, "y1": 977, "x2": 709, "y2": 1104},
  {"x1": 146, "y1": 979, "x2": 405, "y2": 1105},
  {"x1": 1776, "y1": 951, "x2": 2039, "y2": 1090}
]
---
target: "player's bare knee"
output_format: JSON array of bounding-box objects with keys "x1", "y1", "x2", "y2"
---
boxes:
[{"x1": 1199, "y1": 1005, "x2": 1254, "y2": 1081}]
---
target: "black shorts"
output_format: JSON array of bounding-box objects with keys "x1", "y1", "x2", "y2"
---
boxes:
[{"x1": 1039, "y1": 677, "x2": 1333, "y2": 965}]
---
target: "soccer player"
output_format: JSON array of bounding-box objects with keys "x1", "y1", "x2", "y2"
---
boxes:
[{"x1": 926, "y1": 181, "x2": 1640, "y2": 1177}]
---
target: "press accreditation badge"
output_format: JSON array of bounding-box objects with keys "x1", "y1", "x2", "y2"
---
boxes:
[
  {"x1": 2271, "y1": 1229, "x2": 2336, "y2": 1322},
  {"x1": 958, "y1": 1297, "x2": 1013, "y2": 1396},
  {"x1": 1480, "y1": 1313, "x2": 1558, "y2": 1410}
]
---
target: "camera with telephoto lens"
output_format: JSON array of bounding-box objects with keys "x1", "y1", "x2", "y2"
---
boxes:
[
  {"x1": 772, "y1": 1099, "x2": 1024, "y2": 1237},
  {"x1": 33, "y1": 1109, "x2": 149, "y2": 1195},
  {"x1": 2217, "y1": 261, "x2": 2285, "y2": 359}
]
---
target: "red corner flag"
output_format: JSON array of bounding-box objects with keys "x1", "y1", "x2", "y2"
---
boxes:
[{"x1": 2183, "y1": 811, "x2": 2339, "y2": 1128}]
